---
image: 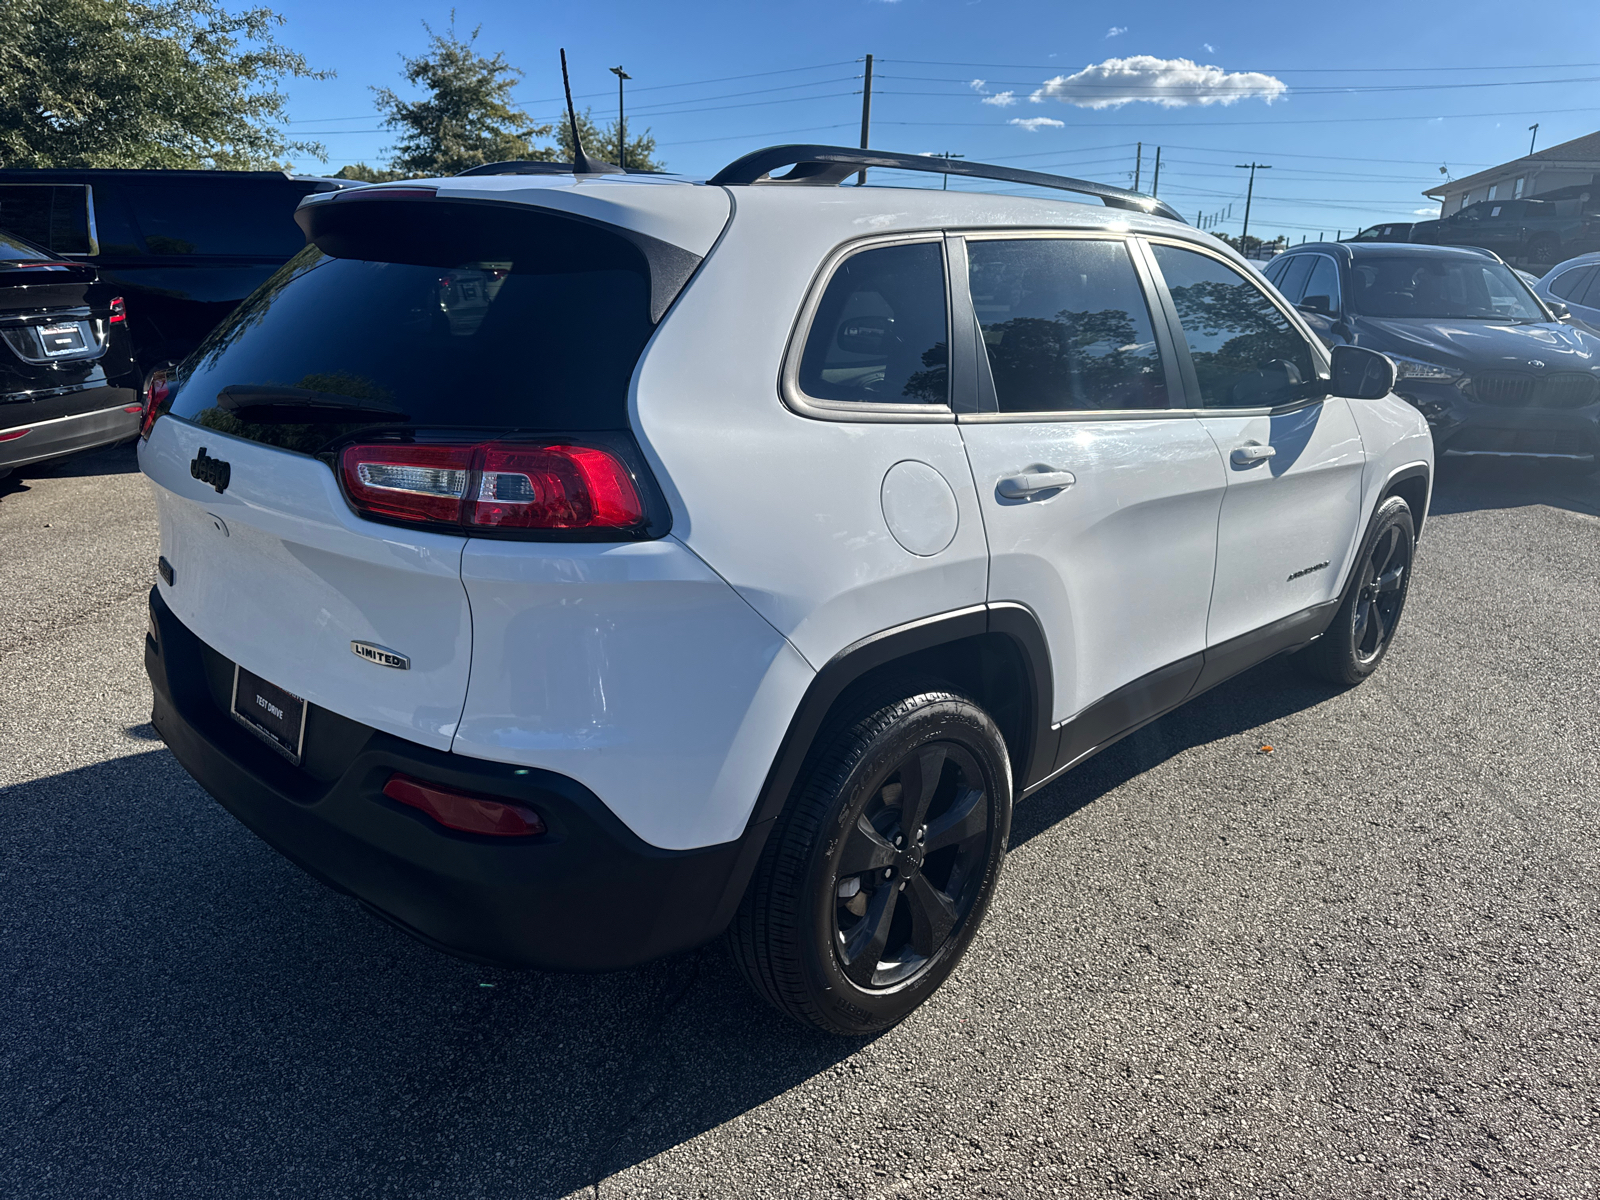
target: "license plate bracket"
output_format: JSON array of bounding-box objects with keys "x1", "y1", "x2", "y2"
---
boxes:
[{"x1": 230, "y1": 664, "x2": 308, "y2": 765}]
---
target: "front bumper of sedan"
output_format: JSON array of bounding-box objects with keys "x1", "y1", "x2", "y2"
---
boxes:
[{"x1": 1394, "y1": 379, "x2": 1600, "y2": 462}]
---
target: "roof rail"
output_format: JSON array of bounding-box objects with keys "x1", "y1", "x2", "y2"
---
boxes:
[
  {"x1": 454, "y1": 161, "x2": 583, "y2": 177},
  {"x1": 708, "y1": 144, "x2": 1184, "y2": 223}
]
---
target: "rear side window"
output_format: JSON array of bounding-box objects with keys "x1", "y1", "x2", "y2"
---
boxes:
[
  {"x1": 966, "y1": 238, "x2": 1167, "y2": 412},
  {"x1": 1273, "y1": 255, "x2": 1314, "y2": 303},
  {"x1": 167, "y1": 201, "x2": 655, "y2": 453},
  {"x1": 121, "y1": 181, "x2": 311, "y2": 256},
  {"x1": 1150, "y1": 243, "x2": 1317, "y2": 409},
  {"x1": 0, "y1": 185, "x2": 95, "y2": 255},
  {"x1": 797, "y1": 241, "x2": 949, "y2": 405},
  {"x1": 1550, "y1": 265, "x2": 1596, "y2": 301}
]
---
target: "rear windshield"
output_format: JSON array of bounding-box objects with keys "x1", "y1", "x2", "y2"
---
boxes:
[
  {"x1": 167, "y1": 202, "x2": 655, "y2": 454},
  {"x1": 1349, "y1": 256, "x2": 1545, "y2": 320}
]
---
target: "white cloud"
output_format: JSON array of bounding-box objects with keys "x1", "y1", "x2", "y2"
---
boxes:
[
  {"x1": 1009, "y1": 117, "x2": 1065, "y2": 132},
  {"x1": 982, "y1": 91, "x2": 1018, "y2": 107},
  {"x1": 969, "y1": 78, "x2": 987, "y2": 92},
  {"x1": 1030, "y1": 55, "x2": 1287, "y2": 109},
  {"x1": 1106, "y1": 25, "x2": 1127, "y2": 37},
  {"x1": 1203, "y1": 42, "x2": 1215, "y2": 52},
  {"x1": 1413, "y1": 207, "x2": 1440, "y2": 216}
]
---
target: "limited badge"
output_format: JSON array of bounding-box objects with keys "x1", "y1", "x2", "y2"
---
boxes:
[{"x1": 350, "y1": 641, "x2": 410, "y2": 670}]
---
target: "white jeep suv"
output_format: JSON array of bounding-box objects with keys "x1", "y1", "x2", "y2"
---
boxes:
[{"x1": 138, "y1": 147, "x2": 1432, "y2": 1035}]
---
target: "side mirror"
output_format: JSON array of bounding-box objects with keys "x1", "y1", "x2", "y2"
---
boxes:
[
  {"x1": 1546, "y1": 299, "x2": 1571, "y2": 321},
  {"x1": 1330, "y1": 344, "x2": 1396, "y2": 400}
]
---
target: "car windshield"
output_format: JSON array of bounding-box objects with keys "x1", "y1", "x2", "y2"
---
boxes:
[{"x1": 1348, "y1": 256, "x2": 1546, "y2": 320}]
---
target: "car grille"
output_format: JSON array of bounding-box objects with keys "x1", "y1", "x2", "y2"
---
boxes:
[
  {"x1": 1467, "y1": 371, "x2": 1599, "y2": 409},
  {"x1": 1447, "y1": 426, "x2": 1595, "y2": 456}
]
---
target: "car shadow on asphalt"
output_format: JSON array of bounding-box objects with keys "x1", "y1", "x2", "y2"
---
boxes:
[
  {"x1": 1010, "y1": 653, "x2": 1345, "y2": 849},
  {"x1": 0, "y1": 441, "x2": 140, "y2": 501},
  {"x1": 1427, "y1": 457, "x2": 1600, "y2": 519},
  {"x1": 0, "y1": 748, "x2": 865, "y2": 1198}
]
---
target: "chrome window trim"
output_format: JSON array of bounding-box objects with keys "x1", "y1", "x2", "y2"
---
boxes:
[{"x1": 779, "y1": 231, "x2": 956, "y2": 424}]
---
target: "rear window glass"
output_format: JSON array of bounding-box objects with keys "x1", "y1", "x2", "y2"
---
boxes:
[
  {"x1": 797, "y1": 241, "x2": 949, "y2": 405},
  {"x1": 0, "y1": 185, "x2": 95, "y2": 255},
  {"x1": 121, "y1": 181, "x2": 312, "y2": 256},
  {"x1": 167, "y1": 202, "x2": 655, "y2": 454},
  {"x1": 968, "y1": 238, "x2": 1167, "y2": 412},
  {"x1": 0, "y1": 228, "x2": 51, "y2": 261}
]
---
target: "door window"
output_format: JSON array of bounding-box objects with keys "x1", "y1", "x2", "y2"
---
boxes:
[
  {"x1": 1272, "y1": 255, "x2": 1314, "y2": 303},
  {"x1": 1150, "y1": 243, "x2": 1319, "y2": 409},
  {"x1": 966, "y1": 237, "x2": 1167, "y2": 412},
  {"x1": 120, "y1": 181, "x2": 313, "y2": 256},
  {"x1": 797, "y1": 241, "x2": 948, "y2": 405},
  {"x1": 1301, "y1": 256, "x2": 1342, "y2": 314}
]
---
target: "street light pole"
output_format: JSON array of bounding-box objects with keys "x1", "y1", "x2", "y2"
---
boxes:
[
  {"x1": 1235, "y1": 162, "x2": 1272, "y2": 248},
  {"x1": 857, "y1": 54, "x2": 873, "y2": 187},
  {"x1": 609, "y1": 66, "x2": 631, "y2": 170}
]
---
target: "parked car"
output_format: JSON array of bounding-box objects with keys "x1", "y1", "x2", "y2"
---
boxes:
[
  {"x1": 1, "y1": 228, "x2": 140, "y2": 478},
  {"x1": 0, "y1": 169, "x2": 357, "y2": 376},
  {"x1": 1410, "y1": 196, "x2": 1600, "y2": 267},
  {"x1": 1535, "y1": 251, "x2": 1600, "y2": 335},
  {"x1": 138, "y1": 147, "x2": 1432, "y2": 1035},
  {"x1": 1346, "y1": 223, "x2": 1416, "y2": 243},
  {"x1": 1263, "y1": 241, "x2": 1600, "y2": 464}
]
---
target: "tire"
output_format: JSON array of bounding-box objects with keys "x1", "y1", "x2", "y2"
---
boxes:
[
  {"x1": 1299, "y1": 496, "x2": 1416, "y2": 686},
  {"x1": 729, "y1": 683, "x2": 1013, "y2": 1036},
  {"x1": 1528, "y1": 235, "x2": 1560, "y2": 266}
]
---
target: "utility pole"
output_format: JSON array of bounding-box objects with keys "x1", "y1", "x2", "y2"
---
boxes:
[
  {"x1": 1150, "y1": 146, "x2": 1161, "y2": 197},
  {"x1": 936, "y1": 151, "x2": 965, "y2": 190},
  {"x1": 857, "y1": 54, "x2": 873, "y2": 187},
  {"x1": 1236, "y1": 162, "x2": 1271, "y2": 247},
  {"x1": 1528, "y1": 123, "x2": 1540, "y2": 156},
  {"x1": 609, "y1": 66, "x2": 631, "y2": 170},
  {"x1": 1133, "y1": 141, "x2": 1142, "y2": 192}
]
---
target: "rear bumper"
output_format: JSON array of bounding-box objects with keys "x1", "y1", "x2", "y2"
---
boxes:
[
  {"x1": 0, "y1": 391, "x2": 140, "y2": 470},
  {"x1": 144, "y1": 587, "x2": 762, "y2": 971}
]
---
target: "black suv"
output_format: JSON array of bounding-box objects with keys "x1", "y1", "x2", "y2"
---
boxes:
[
  {"x1": 1263, "y1": 241, "x2": 1600, "y2": 464},
  {"x1": 1, "y1": 228, "x2": 140, "y2": 477},
  {"x1": 0, "y1": 169, "x2": 356, "y2": 376},
  {"x1": 1411, "y1": 196, "x2": 1600, "y2": 268}
]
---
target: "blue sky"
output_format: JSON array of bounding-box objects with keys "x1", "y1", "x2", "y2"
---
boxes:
[{"x1": 267, "y1": 0, "x2": 1600, "y2": 242}]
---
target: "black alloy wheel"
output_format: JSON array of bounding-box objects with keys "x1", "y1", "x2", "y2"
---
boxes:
[
  {"x1": 832, "y1": 741, "x2": 991, "y2": 989},
  {"x1": 729, "y1": 684, "x2": 1012, "y2": 1035},
  {"x1": 1300, "y1": 495, "x2": 1416, "y2": 685},
  {"x1": 1351, "y1": 521, "x2": 1410, "y2": 664}
]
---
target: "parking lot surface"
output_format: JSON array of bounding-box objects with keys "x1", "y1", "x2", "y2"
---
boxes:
[{"x1": 3, "y1": 443, "x2": 1599, "y2": 1199}]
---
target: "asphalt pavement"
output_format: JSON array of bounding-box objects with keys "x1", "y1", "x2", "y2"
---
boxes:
[{"x1": 3, "y1": 443, "x2": 1599, "y2": 1199}]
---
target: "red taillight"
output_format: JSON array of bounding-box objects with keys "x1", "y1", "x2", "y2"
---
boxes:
[
  {"x1": 140, "y1": 372, "x2": 169, "y2": 440},
  {"x1": 339, "y1": 441, "x2": 644, "y2": 532},
  {"x1": 0, "y1": 428, "x2": 29, "y2": 443},
  {"x1": 108, "y1": 296, "x2": 126, "y2": 324},
  {"x1": 382, "y1": 773, "x2": 545, "y2": 837}
]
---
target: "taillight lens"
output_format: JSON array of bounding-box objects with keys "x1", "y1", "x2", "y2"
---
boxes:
[
  {"x1": 383, "y1": 773, "x2": 545, "y2": 837},
  {"x1": 339, "y1": 441, "x2": 645, "y2": 533},
  {"x1": 109, "y1": 296, "x2": 126, "y2": 324},
  {"x1": 140, "y1": 372, "x2": 169, "y2": 440}
]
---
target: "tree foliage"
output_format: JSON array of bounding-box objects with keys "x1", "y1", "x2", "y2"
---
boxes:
[
  {"x1": 555, "y1": 108, "x2": 665, "y2": 173},
  {"x1": 373, "y1": 22, "x2": 556, "y2": 177},
  {"x1": 0, "y1": 0, "x2": 329, "y2": 169}
]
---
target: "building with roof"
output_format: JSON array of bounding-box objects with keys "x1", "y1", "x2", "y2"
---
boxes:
[{"x1": 1424, "y1": 130, "x2": 1600, "y2": 217}]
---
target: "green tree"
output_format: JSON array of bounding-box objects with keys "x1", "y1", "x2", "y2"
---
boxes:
[
  {"x1": 373, "y1": 21, "x2": 556, "y2": 177},
  {"x1": 0, "y1": 0, "x2": 329, "y2": 169},
  {"x1": 555, "y1": 108, "x2": 665, "y2": 172},
  {"x1": 332, "y1": 163, "x2": 407, "y2": 183}
]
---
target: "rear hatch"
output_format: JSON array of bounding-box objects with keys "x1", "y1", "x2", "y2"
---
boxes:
[{"x1": 139, "y1": 188, "x2": 694, "y2": 750}]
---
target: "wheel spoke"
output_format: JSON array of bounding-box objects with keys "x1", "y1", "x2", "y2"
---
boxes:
[
  {"x1": 840, "y1": 882, "x2": 899, "y2": 986},
  {"x1": 897, "y1": 745, "x2": 948, "y2": 835},
  {"x1": 1374, "y1": 563, "x2": 1406, "y2": 594},
  {"x1": 922, "y1": 785, "x2": 987, "y2": 854},
  {"x1": 903, "y1": 873, "x2": 959, "y2": 958},
  {"x1": 837, "y1": 814, "x2": 897, "y2": 878},
  {"x1": 1369, "y1": 602, "x2": 1389, "y2": 651},
  {"x1": 1352, "y1": 595, "x2": 1372, "y2": 648},
  {"x1": 1369, "y1": 527, "x2": 1398, "y2": 578}
]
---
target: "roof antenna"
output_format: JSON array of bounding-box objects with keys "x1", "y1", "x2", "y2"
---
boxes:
[{"x1": 561, "y1": 49, "x2": 616, "y2": 175}]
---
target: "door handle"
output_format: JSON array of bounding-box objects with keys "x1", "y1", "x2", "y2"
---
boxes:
[
  {"x1": 997, "y1": 470, "x2": 1076, "y2": 498},
  {"x1": 1230, "y1": 443, "x2": 1277, "y2": 466}
]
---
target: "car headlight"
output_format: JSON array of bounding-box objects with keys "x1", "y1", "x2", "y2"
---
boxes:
[{"x1": 1389, "y1": 355, "x2": 1463, "y2": 382}]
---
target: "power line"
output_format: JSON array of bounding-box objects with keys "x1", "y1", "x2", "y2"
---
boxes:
[
  {"x1": 883, "y1": 74, "x2": 1600, "y2": 96},
  {"x1": 874, "y1": 104, "x2": 1600, "y2": 129},
  {"x1": 879, "y1": 57, "x2": 1600, "y2": 73}
]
